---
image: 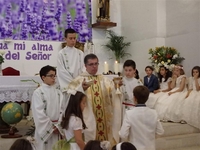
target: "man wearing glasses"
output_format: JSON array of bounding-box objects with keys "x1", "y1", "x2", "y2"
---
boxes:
[{"x1": 66, "y1": 54, "x2": 122, "y2": 147}]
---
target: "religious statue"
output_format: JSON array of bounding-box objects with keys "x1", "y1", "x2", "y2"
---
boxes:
[{"x1": 97, "y1": 0, "x2": 110, "y2": 22}]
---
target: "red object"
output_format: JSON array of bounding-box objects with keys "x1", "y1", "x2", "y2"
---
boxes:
[
  {"x1": 122, "y1": 102, "x2": 135, "y2": 107},
  {"x1": 2, "y1": 67, "x2": 20, "y2": 76}
]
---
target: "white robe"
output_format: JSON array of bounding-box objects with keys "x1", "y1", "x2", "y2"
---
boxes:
[
  {"x1": 57, "y1": 46, "x2": 85, "y2": 92},
  {"x1": 119, "y1": 106, "x2": 164, "y2": 150},
  {"x1": 66, "y1": 72, "x2": 122, "y2": 146},
  {"x1": 182, "y1": 77, "x2": 200, "y2": 129},
  {"x1": 31, "y1": 83, "x2": 63, "y2": 150}
]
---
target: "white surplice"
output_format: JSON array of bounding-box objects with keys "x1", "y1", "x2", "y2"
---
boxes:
[
  {"x1": 31, "y1": 83, "x2": 63, "y2": 150},
  {"x1": 119, "y1": 106, "x2": 164, "y2": 150},
  {"x1": 57, "y1": 46, "x2": 85, "y2": 92},
  {"x1": 182, "y1": 77, "x2": 200, "y2": 129},
  {"x1": 146, "y1": 77, "x2": 171, "y2": 108},
  {"x1": 66, "y1": 72, "x2": 122, "y2": 146}
]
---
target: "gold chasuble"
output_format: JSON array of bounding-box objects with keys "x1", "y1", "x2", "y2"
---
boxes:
[
  {"x1": 66, "y1": 72, "x2": 122, "y2": 146},
  {"x1": 88, "y1": 76, "x2": 108, "y2": 140}
]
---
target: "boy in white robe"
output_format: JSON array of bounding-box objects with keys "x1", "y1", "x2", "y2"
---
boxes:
[
  {"x1": 121, "y1": 60, "x2": 142, "y2": 110},
  {"x1": 57, "y1": 28, "x2": 85, "y2": 92},
  {"x1": 119, "y1": 85, "x2": 164, "y2": 150},
  {"x1": 31, "y1": 65, "x2": 63, "y2": 150}
]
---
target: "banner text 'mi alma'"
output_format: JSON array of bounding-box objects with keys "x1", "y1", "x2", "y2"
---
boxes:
[{"x1": 0, "y1": 42, "x2": 53, "y2": 60}]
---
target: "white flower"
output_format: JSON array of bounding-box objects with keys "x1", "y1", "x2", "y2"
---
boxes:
[
  {"x1": 161, "y1": 61, "x2": 164, "y2": 64},
  {"x1": 158, "y1": 53, "x2": 160, "y2": 56},
  {"x1": 100, "y1": 141, "x2": 110, "y2": 150},
  {"x1": 154, "y1": 65, "x2": 159, "y2": 73},
  {"x1": 158, "y1": 63, "x2": 161, "y2": 67},
  {"x1": 155, "y1": 60, "x2": 157, "y2": 63},
  {"x1": 172, "y1": 54, "x2": 178, "y2": 59},
  {"x1": 169, "y1": 64, "x2": 175, "y2": 71},
  {"x1": 164, "y1": 64, "x2": 169, "y2": 69},
  {"x1": 167, "y1": 59, "x2": 171, "y2": 63},
  {"x1": 0, "y1": 51, "x2": 6, "y2": 55}
]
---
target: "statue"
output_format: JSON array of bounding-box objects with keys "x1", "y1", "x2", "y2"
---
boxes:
[{"x1": 97, "y1": 0, "x2": 110, "y2": 22}]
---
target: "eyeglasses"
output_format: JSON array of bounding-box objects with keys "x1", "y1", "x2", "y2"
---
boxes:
[
  {"x1": 46, "y1": 74, "x2": 57, "y2": 78},
  {"x1": 87, "y1": 62, "x2": 99, "y2": 67}
]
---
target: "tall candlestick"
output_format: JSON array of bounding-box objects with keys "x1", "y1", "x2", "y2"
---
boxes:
[
  {"x1": 104, "y1": 61, "x2": 109, "y2": 74},
  {"x1": 114, "y1": 61, "x2": 119, "y2": 73}
]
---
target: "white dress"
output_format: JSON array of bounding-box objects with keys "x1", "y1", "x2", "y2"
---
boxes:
[
  {"x1": 63, "y1": 116, "x2": 83, "y2": 150},
  {"x1": 182, "y1": 77, "x2": 200, "y2": 129},
  {"x1": 155, "y1": 75, "x2": 187, "y2": 121},
  {"x1": 146, "y1": 77, "x2": 171, "y2": 108}
]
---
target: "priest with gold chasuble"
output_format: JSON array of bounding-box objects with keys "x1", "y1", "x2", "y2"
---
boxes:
[{"x1": 64, "y1": 54, "x2": 122, "y2": 146}]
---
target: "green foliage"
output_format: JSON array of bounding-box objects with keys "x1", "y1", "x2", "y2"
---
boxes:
[{"x1": 103, "y1": 30, "x2": 131, "y2": 62}]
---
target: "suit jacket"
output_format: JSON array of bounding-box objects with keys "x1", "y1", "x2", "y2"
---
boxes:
[
  {"x1": 119, "y1": 106, "x2": 164, "y2": 150},
  {"x1": 144, "y1": 74, "x2": 159, "y2": 92}
]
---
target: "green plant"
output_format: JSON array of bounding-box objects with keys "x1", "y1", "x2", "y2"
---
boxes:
[
  {"x1": 103, "y1": 30, "x2": 131, "y2": 63},
  {"x1": 0, "y1": 51, "x2": 6, "y2": 64}
]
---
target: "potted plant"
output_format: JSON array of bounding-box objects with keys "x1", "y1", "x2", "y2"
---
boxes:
[{"x1": 103, "y1": 30, "x2": 131, "y2": 63}]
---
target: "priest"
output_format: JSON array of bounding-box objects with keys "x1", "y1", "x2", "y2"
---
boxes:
[{"x1": 65, "y1": 54, "x2": 122, "y2": 146}]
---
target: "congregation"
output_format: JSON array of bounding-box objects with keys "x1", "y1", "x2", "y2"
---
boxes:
[{"x1": 8, "y1": 29, "x2": 200, "y2": 150}]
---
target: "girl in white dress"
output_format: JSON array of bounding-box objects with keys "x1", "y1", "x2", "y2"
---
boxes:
[
  {"x1": 182, "y1": 66, "x2": 200, "y2": 128},
  {"x1": 155, "y1": 65, "x2": 187, "y2": 122},
  {"x1": 146, "y1": 66, "x2": 172, "y2": 108},
  {"x1": 53, "y1": 91, "x2": 86, "y2": 150}
]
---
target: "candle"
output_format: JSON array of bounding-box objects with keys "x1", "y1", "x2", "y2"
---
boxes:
[
  {"x1": 114, "y1": 61, "x2": 119, "y2": 73},
  {"x1": 104, "y1": 61, "x2": 109, "y2": 74}
]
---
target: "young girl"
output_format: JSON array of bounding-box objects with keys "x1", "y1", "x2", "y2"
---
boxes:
[
  {"x1": 54, "y1": 91, "x2": 86, "y2": 150},
  {"x1": 146, "y1": 66, "x2": 172, "y2": 108},
  {"x1": 112, "y1": 142, "x2": 137, "y2": 150},
  {"x1": 10, "y1": 139, "x2": 33, "y2": 150},
  {"x1": 155, "y1": 65, "x2": 187, "y2": 122},
  {"x1": 182, "y1": 66, "x2": 200, "y2": 128}
]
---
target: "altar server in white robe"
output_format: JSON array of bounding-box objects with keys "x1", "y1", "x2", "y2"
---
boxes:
[
  {"x1": 121, "y1": 60, "x2": 142, "y2": 111},
  {"x1": 119, "y1": 86, "x2": 164, "y2": 150},
  {"x1": 57, "y1": 28, "x2": 85, "y2": 92},
  {"x1": 31, "y1": 65, "x2": 63, "y2": 150},
  {"x1": 146, "y1": 66, "x2": 172, "y2": 108},
  {"x1": 182, "y1": 66, "x2": 200, "y2": 128},
  {"x1": 65, "y1": 54, "x2": 122, "y2": 147}
]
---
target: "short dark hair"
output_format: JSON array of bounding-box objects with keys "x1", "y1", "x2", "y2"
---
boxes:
[
  {"x1": 61, "y1": 91, "x2": 87, "y2": 130},
  {"x1": 123, "y1": 60, "x2": 136, "y2": 69},
  {"x1": 10, "y1": 139, "x2": 33, "y2": 150},
  {"x1": 145, "y1": 66, "x2": 154, "y2": 71},
  {"x1": 39, "y1": 65, "x2": 56, "y2": 80},
  {"x1": 191, "y1": 66, "x2": 200, "y2": 77},
  {"x1": 133, "y1": 85, "x2": 149, "y2": 104},
  {"x1": 64, "y1": 28, "x2": 77, "y2": 38},
  {"x1": 84, "y1": 54, "x2": 98, "y2": 64},
  {"x1": 112, "y1": 142, "x2": 137, "y2": 150},
  {"x1": 84, "y1": 140, "x2": 102, "y2": 150}
]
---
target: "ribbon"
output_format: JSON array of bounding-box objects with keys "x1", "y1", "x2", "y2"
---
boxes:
[
  {"x1": 53, "y1": 137, "x2": 76, "y2": 150},
  {"x1": 116, "y1": 142, "x2": 122, "y2": 150}
]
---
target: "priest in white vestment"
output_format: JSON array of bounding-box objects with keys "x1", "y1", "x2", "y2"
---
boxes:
[
  {"x1": 65, "y1": 54, "x2": 122, "y2": 147},
  {"x1": 31, "y1": 66, "x2": 63, "y2": 150}
]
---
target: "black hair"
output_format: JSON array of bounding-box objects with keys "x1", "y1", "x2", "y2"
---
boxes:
[
  {"x1": 191, "y1": 66, "x2": 200, "y2": 77},
  {"x1": 145, "y1": 66, "x2": 154, "y2": 71},
  {"x1": 39, "y1": 65, "x2": 56, "y2": 80},
  {"x1": 61, "y1": 91, "x2": 87, "y2": 130},
  {"x1": 84, "y1": 140, "x2": 102, "y2": 150},
  {"x1": 64, "y1": 28, "x2": 77, "y2": 38},
  {"x1": 112, "y1": 142, "x2": 137, "y2": 150},
  {"x1": 84, "y1": 54, "x2": 98, "y2": 64},
  {"x1": 158, "y1": 66, "x2": 172, "y2": 82},
  {"x1": 123, "y1": 60, "x2": 136, "y2": 70},
  {"x1": 10, "y1": 139, "x2": 33, "y2": 150}
]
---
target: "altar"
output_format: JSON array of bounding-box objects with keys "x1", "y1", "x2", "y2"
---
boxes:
[{"x1": 0, "y1": 76, "x2": 42, "y2": 103}]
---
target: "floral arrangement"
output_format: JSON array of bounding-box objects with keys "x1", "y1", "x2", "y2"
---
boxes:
[
  {"x1": 0, "y1": 51, "x2": 6, "y2": 64},
  {"x1": 149, "y1": 46, "x2": 185, "y2": 72}
]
